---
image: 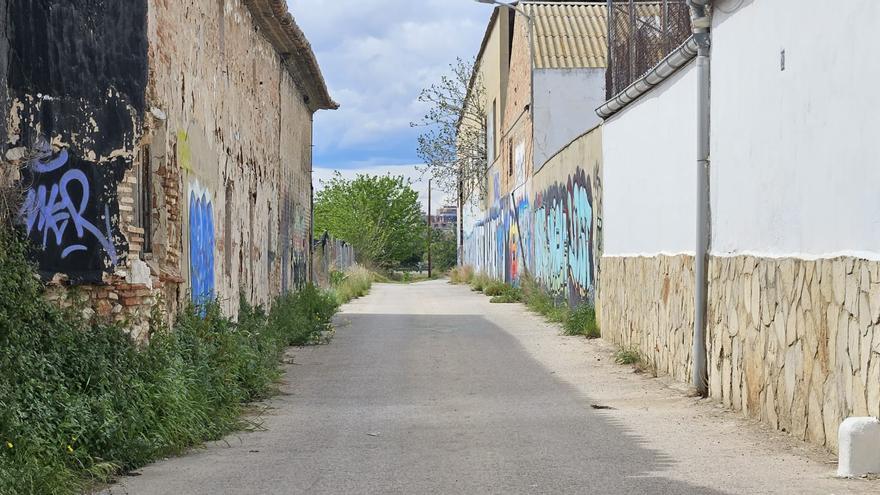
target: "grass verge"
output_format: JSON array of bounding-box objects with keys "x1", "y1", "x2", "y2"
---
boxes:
[
  {"x1": 448, "y1": 265, "x2": 474, "y2": 285},
  {"x1": 330, "y1": 265, "x2": 375, "y2": 305},
  {"x1": 0, "y1": 230, "x2": 338, "y2": 495}
]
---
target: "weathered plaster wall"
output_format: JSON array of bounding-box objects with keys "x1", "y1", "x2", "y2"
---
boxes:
[
  {"x1": 532, "y1": 68, "x2": 604, "y2": 171},
  {"x1": 146, "y1": 0, "x2": 315, "y2": 315},
  {"x1": 463, "y1": 12, "x2": 532, "y2": 286}
]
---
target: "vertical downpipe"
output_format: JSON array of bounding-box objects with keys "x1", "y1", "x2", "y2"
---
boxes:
[{"x1": 691, "y1": 0, "x2": 712, "y2": 396}]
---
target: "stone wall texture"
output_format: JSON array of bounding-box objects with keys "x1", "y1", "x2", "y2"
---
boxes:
[
  {"x1": 707, "y1": 256, "x2": 880, "y2": 452},
  {"x1": 599, "y1": 255, "x2": 695, "y2": 383}
]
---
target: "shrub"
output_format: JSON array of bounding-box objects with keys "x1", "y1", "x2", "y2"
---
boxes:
[
  {"x1": 563, "y1": 303, "x2": 600, "y2": 338},
  {"x1": 448, "y1": 265, "x2": 474, "y2": 285},
  {"x1": 331, "y1": 265, "x2": 374, "y2": 305},
  {"x1": 0, "y1": 229, "x2": 338, "y2": 494}
]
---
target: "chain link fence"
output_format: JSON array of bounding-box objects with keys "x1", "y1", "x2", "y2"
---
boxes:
[{"x1": 606, "y1": 0, "x2": 692, "y2": 99}]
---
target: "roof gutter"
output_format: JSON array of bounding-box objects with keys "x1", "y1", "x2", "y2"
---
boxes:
[{"x1": 595, "y1": 36, "x2": 698, "y2": 119}]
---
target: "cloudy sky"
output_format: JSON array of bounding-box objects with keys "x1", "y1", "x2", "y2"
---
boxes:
[{"x1": 287, "y1": 0, "x2": 491, "y2": 212}]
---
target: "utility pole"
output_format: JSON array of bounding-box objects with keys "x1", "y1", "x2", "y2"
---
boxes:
[{"x1": 427, "y1": 178, "x2": 433, "y2": 278}]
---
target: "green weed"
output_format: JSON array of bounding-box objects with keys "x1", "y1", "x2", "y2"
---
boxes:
[
  {"x1": 614, "y1": 347, "x2": 642, "y2": 365},
  {"x1": 0, "y1": 229, "x2": 338, "y2": 495},
  {"x1": 563, "y1": 303, "x2": 600, "y2": 338}
]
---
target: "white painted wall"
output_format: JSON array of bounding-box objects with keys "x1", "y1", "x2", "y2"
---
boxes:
[
  {"x1": 711, "y1": 0, "x2": 880, "y2": 259},
  {"x1": 602, "y1": 61, "x2": 697, "y2": 257},
  {"x1": 533, "y1": 69, "x2": 605, "y2": 170}
]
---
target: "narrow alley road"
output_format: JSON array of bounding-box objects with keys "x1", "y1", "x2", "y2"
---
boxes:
[{"x1": 106, "y1": 281, "x2": 873, "y2": 495}]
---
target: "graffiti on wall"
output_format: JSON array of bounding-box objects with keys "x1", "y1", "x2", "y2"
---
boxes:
[
  {"x1": 463, "y1": 164, "x2": 598, "y2": 306},
  {"x1": 533, "y1": 168, "x2": 595, "y2": 305},
  {"x1": 18, "y1": 143, "x2": 126, "y2": 280},
  {"x1": 8, "y1": 0, "x2": 149, "y2": 281},
  {"x1": 189, "y1": 182, "x2": 216, "y2": 306}
]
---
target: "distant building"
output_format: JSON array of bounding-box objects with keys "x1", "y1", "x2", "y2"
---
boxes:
[{"x1": 431, "y1": 205, "x2": 458, "y2": 231}]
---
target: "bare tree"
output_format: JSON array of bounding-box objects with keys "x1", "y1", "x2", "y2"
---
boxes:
[{"x1": 412, "y1": 58, "x2": 487, "y2": 198}]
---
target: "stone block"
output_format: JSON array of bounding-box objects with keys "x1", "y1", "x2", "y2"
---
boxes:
[{"x1": 837, "y1": 417, "x2": 880, "y2": 477}]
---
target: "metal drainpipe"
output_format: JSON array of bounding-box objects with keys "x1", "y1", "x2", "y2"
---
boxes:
[{"x1": 690, "y1": 0, "x2": 712, "y2": 397}]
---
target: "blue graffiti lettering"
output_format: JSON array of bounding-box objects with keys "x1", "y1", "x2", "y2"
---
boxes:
[
  {"x1": 19, "y1": 149, "x2": 119, "y2": 265},
  {"x1": 189, "y1": 185, "x2": 216, "y2": 307}
]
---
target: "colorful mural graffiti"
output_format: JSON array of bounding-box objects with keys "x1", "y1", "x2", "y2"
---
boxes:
[
  {"x1": 189, "y1": 182, "x2": 216, "y2": 306},
  {"x1": 533, "y1": 168, "x2": 594, "y2": 305},
  {"x1": 462, "y1": 165, "x2": 598, "y2": 306}
]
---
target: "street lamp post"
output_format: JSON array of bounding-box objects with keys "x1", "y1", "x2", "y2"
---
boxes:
[{"x1": 428, "y1": 178, "x2": 433, "y2": 278}]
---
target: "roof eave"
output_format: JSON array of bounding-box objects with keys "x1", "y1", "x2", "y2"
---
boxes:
[{"x1": 244, "y1": 0, "x2": 339, "y2": 112}]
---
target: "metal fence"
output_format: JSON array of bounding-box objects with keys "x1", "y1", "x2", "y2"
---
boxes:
[
  {"x1": 606, "y1": 0, "x2": 692, "y2": 99},
  {"x1": 312, "y1": 232, "x2": 356, "y2": 288}
]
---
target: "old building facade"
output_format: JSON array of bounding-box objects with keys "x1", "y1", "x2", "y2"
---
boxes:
[
  {"x1": 461, "y1": 1, "x2": 607, "y2": 305},
  {"x1": 2, "y1": 0, "x2": 335, "y2": 337}
]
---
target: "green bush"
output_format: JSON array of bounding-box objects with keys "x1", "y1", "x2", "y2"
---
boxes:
[
  {"x1": 0, "y1": 230, "x2": 338, "y2": 495},
  {"x1": 563, "y1": 303, "x2": 600, "y2": 338}
]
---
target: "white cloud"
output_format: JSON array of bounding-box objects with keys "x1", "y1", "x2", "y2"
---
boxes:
[{"x1": 288, "y1": 0, "x2": 490, "y2": 162}]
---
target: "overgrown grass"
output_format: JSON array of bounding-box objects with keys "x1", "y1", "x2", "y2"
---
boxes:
[
  {"x1": 489, "y1": 285, "x2": 523, "y2": 304},
  {"x1": 448, "y1": 265, "x2": 474, "y2": 285},
  {"x1": 483, "y1": 280, "x2": 508, "y2": 297},
  {"x1": 470, "y1": 272, "x2": 492, "y2": 292},
  {"x1": 330, "y1": 265, "x2": 374, "y2": 305},
  {"x1": 0, "y1": 230, "x2": 338, "y2": 495},
  {"x1": 563, "y1": 303, "x2": 600, "y2": 338},
  {"x1": 520, "y1": 276, "x2": 569, "y2": 323}
]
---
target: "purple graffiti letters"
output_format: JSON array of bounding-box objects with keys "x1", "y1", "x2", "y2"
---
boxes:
[{"x1": 20, "y1": 149, "x2": 119, "y2": 265}]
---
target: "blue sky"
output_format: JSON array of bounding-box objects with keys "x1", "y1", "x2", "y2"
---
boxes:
[{"x1": 288, "y1": 0, "x2": 491, "y2": 211}]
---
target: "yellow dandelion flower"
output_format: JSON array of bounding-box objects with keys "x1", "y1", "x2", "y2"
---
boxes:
[{"x1": 5, "y1": 442, "x2": 12, "y2": 449}]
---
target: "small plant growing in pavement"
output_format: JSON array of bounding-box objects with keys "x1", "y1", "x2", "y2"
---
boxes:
[
  {"x1": 563, "y1": 303, "x2": 600, "y2": 339},
  {"x1": 520, "y1": 275, "x2": 569, "y2": 323},
  {"x1": 614, "y1": 347, "x2": 642, "y2": 365}
]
